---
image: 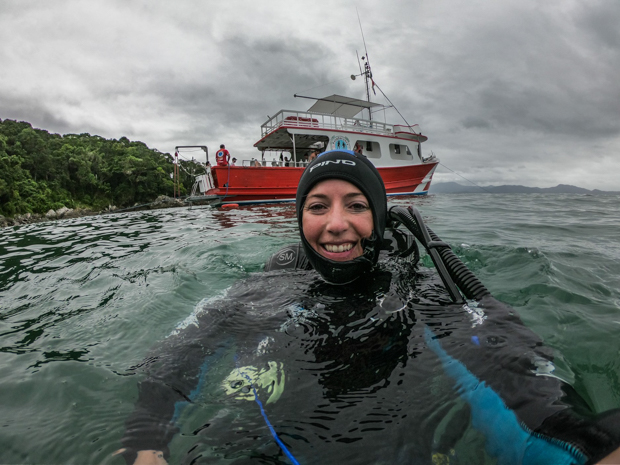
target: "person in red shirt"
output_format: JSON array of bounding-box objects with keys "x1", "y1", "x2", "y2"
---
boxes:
[{"x1": 215, "y1": 144, "x2": 230, "y2": 166}]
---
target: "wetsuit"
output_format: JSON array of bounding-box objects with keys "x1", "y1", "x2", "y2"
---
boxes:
[
  {"x1": 265, "y1": 243, "x2": 620, "y2": 464},
  {"x1": 120, "y1": 232, "x2": 620, "y2": 464}
]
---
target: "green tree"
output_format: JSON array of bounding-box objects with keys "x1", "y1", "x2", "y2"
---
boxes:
[{"x1": 0, "y1": 118, "x2": 198, "y2": 217}]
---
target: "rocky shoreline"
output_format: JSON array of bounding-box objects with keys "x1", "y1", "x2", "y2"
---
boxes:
[{"x1": 0, "y1": 196, "x2": 188, "y2": 229}]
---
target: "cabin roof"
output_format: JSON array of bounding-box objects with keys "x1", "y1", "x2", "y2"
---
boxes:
[{"x1": 306, "y1": 94, "x2": 382, "y2": 118}]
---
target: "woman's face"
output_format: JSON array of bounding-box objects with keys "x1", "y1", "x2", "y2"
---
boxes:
[{"x1": 302, "y1": 179, "x2": 374, "y2": 262}]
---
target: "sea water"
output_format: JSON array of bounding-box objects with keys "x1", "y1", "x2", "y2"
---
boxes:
[{"x1": 1, "y1": 194, "x2": 619, "y2": 464}]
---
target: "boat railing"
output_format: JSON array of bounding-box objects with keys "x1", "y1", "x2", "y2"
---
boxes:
[
  {"x1": 238, "y1": 159, "x2": 309, "y2": 168},
  {"x1": 393, "y1": 124, "x2": 422, "y2": 137},
  {"x1": 260, "y1": 110, "x2": 421, "y2": 138}
]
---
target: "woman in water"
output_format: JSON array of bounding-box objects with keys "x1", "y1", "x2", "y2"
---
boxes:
[{"x1": 119, "y1": 150, "x2": 620, "y2": 465}]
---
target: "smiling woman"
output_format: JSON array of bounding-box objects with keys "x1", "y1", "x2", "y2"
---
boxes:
[{"x1": 292, "y1": 149, "x2": 388, "y2": 284}]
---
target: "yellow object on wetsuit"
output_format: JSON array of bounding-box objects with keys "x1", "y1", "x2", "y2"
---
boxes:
[
  {"x1": 431, "y1": 451, "x2": 453, "y2": 465},
  {"x1": 222, "y1": 361, "x2": 285, "y2": 404}
]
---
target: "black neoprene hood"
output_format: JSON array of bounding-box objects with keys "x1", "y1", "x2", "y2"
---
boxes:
[{"x1": 296, "y1": 150, "x2": 387, "y2": 284}]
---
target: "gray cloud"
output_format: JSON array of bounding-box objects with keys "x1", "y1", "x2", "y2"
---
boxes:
[{"x1": 1, "y1": 0, "x2": 619, "y2": 190}]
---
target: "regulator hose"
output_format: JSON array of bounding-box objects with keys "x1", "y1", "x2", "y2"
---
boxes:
[
  {"x1": 388, "y1": 206, "x2": 490, "y2": 302},
  {"x1": 425, "y1": 226, "x2": 491, "y2": 301}
]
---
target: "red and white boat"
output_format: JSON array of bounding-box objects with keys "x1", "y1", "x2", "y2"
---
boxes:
[{"x1": 189, "y1": 87, "x2": 438, "y2": 205}]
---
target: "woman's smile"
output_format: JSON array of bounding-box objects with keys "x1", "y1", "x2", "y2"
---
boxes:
[{"x1": 324, "y1": 243, "x2": 354, "y2": 253}]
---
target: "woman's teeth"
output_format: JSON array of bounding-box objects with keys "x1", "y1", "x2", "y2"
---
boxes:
[{"x1": 324, "y1": 243, "x2": 353, "y2": 253}]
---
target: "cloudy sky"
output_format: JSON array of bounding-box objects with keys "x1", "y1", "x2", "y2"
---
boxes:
[{"x1": 1, "y1": 0, "x2": 619, "y2": 190}]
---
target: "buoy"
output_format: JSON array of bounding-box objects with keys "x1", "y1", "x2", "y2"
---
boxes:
[{"x1": 222, "y1": 203, "x2": 239, "y2": 209}]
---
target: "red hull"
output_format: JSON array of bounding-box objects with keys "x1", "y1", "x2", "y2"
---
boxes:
[{"x1": 205, "y1": 162, "x2": 438, "y2": 203}]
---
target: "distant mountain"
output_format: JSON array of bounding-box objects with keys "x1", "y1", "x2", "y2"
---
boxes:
[{"x1": 428, "y1": 182, "x2": 618, "y2": 195}]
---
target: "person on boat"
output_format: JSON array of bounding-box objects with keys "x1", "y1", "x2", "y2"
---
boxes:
[
  {"x1": 231, "y1": 157, "x2": 237, "y2": 166},
  {"x1": 353, "y1": 141, "x2": 363, "y2": 155},
  {"x1": 118, "y1": 150, "x2": 620, "y2": 465},
  {"x1": 216, "y1": 144, "x2": 230, "y2": 166}
]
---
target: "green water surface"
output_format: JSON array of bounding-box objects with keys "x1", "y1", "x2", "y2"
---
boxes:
[{"x1": 1, "y1": 194, "x2": 619, "y2": 464}]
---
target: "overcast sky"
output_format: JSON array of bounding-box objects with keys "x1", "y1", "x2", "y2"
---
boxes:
[{"x1": 1, "y1": 0, "x2": 619, "y2": 190}]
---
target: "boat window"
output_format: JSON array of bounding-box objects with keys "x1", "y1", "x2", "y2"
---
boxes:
[
  {"x1": 389, "y1": 143, "x2": 413, "y2": 161},
  {"x1": 363, "y1": 141, "x2": 381, "y2": 159}
]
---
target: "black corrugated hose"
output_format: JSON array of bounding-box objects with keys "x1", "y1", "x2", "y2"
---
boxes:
[{"x1": 388, "y1": 205, "x2": 490, "y2": 303}]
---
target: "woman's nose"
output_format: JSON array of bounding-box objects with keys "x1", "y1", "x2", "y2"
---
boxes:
[{"x1": 325, "y1": 206, "x2": 348, "y2": 233}]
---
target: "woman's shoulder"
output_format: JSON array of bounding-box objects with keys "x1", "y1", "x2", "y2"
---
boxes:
[{"x1": 264, "y1": 243, "x2": 312, "y2": 271}]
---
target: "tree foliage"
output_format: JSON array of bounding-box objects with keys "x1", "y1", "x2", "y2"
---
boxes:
[{"x1": 0, "y1": 119, "x2": 204, "y2": 217}]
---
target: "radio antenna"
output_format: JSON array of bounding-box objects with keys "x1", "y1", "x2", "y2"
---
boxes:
[
  {"x1": 356, "y1": 9, "x2": 373, "y2": 120},
  {"x1": 356, "y1": 9, "x2": 370, "y2": 69}
]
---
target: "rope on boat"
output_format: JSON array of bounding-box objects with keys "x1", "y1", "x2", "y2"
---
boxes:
[
  {"x1": 221, "y1": 163, "x2": 231, "y2": 201},
  {"x1": 373, "y1": 81, "x2": 492, "y2": 193}
]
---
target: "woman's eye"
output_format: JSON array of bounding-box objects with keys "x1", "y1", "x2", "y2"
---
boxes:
[
  {"x1": 306, "y1": 203, "x2": 327, "y2": 212},
  {"x1": 349, "y1": 202, "x2": 370, "y2": 211}
]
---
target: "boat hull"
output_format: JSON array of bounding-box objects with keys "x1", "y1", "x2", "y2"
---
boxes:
[{"x1": 204, "y1": 162, "x2": 438, "y2": 204}]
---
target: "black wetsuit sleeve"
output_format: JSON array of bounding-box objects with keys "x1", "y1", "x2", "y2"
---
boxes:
[
  {"x1": 264, "y1": 243, "x2": 312, "y2": 271},
  {"x1": 430, "y1": 295, "x2": 620, "y2": 464},
  {"x1": 120, "y1": 307, "x2": 229, "y2": 464}
]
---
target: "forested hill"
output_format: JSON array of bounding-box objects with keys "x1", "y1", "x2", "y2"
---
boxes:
[{"x1": 0, "y1": 119, "x2": 204, "y2": 218}]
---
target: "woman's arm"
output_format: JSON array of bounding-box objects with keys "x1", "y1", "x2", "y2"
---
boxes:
[
  {"x1": 119, "y1": 305, "x2": 231, "y2": 464},
  {"x1": 426, "y1": 296, "x2": 620, "y2": 464}
]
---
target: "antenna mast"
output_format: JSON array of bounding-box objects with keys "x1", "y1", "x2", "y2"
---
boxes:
[{"x1": 357, "y1": 10, "x2": 373, "y2": 120}]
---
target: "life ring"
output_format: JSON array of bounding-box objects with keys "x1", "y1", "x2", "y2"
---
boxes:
[{"x1": 221, "y1": 203, "x2": 239, "y2": 209}]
